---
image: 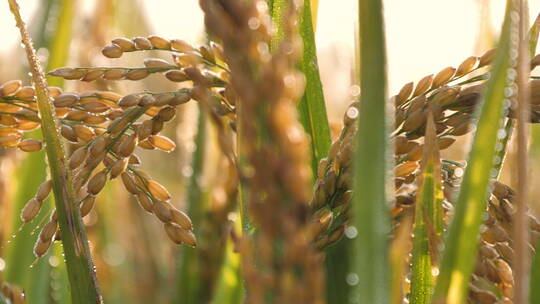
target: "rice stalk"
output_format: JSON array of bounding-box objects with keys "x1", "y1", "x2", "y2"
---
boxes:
[
  {"x1": 350, "y1": 0, "x2": 391, "y2": 303},
  {"x1": 7, "y1": 1, "x2": 102, "y2": 302},
  {"x1": 431, "y1": 0, "x2": 520, "y2": 302}
]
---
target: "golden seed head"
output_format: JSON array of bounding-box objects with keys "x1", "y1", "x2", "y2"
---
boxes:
[
  {"x1": 143, "y1": 58, "x2": 171, "y2": 68},
  {"x1": 18, "y1": 138, "x2": 43, "y2": 152},
  {"x1": 102, "y1": 44, "x2": 123, "y2": 58},
  {"x1": 137, "y1": 120, "x2": 153, "y2": 140},
  {"x1": 121, "y1": 172, "x2": 141, "y2": 194},
  {"x1": 171, "y1": 209, "x2": 193, "y2": 230},
  {"x1": 118, "y1": 133, "x2": 138, "y2": 158},
  {"x1": 0, "y1": 80, "x2": 23, "y2": 96},
  {"x1": 401, "y1": 109, "x2": 426, "y2": 133},
  {"x1": 0, "y1": 134, "x2": 22, "y2": 148},
  {"x1": 21, "y1": 198, "x2": 42, "y2": 222},
  {"x1": 65, "y1": 110, "x2": 90, "y2": 121},
  {"x1": 35, "y1": 179, "x2": 52, "y2": 201},
  {"x1": 136, "y1": 193, "x2": 154, "y2": 213},
  {"x1": 437, "y1": 137, "x2": 456, "y2": 150},
  {"x1": 394, "y1": 161, "x2": 419, "y2": 177},
  {"x1": 74, "y1": 124, "x2": 95, "y2": 142},
  {"x1": 14, "y1": 85, "x2": 35, "y2": 100},
  {"x1": 118, "y1": 93, "x2": 141, "y2": 108},
  {"x1": 129, "y1": 154, "x2": 141, "y2": 166},
  {"x1": 147, "y1": 35, "x2": 171, "y2": 49},
  {"x1": 170, "y1": 39, "x2": 195, "y2": 53},
  {"x1": 80, "y1": 195, "x2": 96, "y2": 217},
  {"x1": 89, "y1": 136, "x2": 109, "y2": 156},
  {"x1": 61, "y1": 125, "x2": 78, "y2": 142},
  {"x1": 47, "y1": 86, "x2": 63, "y2": 98},
  {"x1": 87, "y1": 170, "x2": 108, "y2": 195},
  {"x1": 432, "y1": 86, "x2": 461, "y2": 106},
  {"x1": 39, "y1": 220, "x2": 58, "y2": 242},
  {"x1": 81, "y1": 69, "x2": 104, "y2": 82},
  {"x1": 34, "y1": 239, "x2": 52, "y2": 258},
  {"x1": 396, "y1": 82, "x2": 414, "y2": 106},
  {"x1": 154, "y1": 93, "x2": 175, "y2": 106},
  {"x1": 110, "y1": 158, "x2": 128, "y2": 179},
  {"x1": 432, "y1": 67, "x2": 456, "y2": 88},
  {"x1": 164, "y1": 222, "x2": 197, "y2": 246},
  {"x1": 165, "y1": 70, "x2": 189, "y2": 82},
  {"x1": 148, "y1": 135, "x2": 176, "y2": 152},
  {"x1": 156, "y1": 106, "x2": 176, "y2": 122},
  {"x1": 125, "y1": 69, "x2": 150, "y2": 81},
  {"x1": 147, "y1": 179, "x2": 171, "y2": 201},
  {"x1": 153, "y1": 201, "x2": 173, "y2": 222},
  {"x1": 69, "y1": 146, "x2": 88, "y2": 170},
  {"x1": 169, "y1": 92, "x2": 191, "y2": 105},
  {"x1": 82, "y1": 101, "x2": 109, "y2": 113},
  {"x1": 456, "y1": 56, "x2": 478, "y2": 76},
  {"x1": 139, "y1": 95, "x2": 156, "y2": 107},
  {"x1": 48, "y1": 68, "x2": 85, "y2": 80},
  {"x1": 412, "y1": 74, "x2": 433, "y2": 97},
  {"x1": 112, "y1": 37, "x2": 136, "y2": 51},
  {"x1": 478, "y1": 48, "x2": 496, "y2": 67},
  {"x1": 103, "y1": 69, "x2": 127, "y2": 80},
  {"x1": 133, "y1": 37, "x2": 153, "y2": 50}
]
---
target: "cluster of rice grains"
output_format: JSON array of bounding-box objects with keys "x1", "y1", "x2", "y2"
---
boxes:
[
  {"x1": 200, "y1": 0, "x2": 324, "y2": 303},
  {"x1": 1, "y1": 282, "x2": 25, "y2": 304},
  {"x1": 311, "y1": 50, "x2": 540, "y2": 302},
  {"x1": 0, "y1": 37, "x2": 225, "y2": 256}
]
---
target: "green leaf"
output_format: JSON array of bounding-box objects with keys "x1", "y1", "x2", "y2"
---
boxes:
[
  {"x1": 297, "y1": 0, "x2": 331, "y2": 171},
  {"x1": 350, "y1": 0, "x2": 390, "y2": 302},
  {"x1": 270, "y1": 0, "x2": 331, "y2": 172},
  {"x1": 530, "y1": 234, "x2": 540, "y2": 303},
  {"x1": 431, "y1": 1, "x2": 518, "y2": 303},
  {"x1": 409, "y1": 115, "x2": 442, "y2": 304}
]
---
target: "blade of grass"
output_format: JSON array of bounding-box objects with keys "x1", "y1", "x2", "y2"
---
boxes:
[
  {"x1": 176, "y1": 107, "x2": 207, "y2": 303},
  {"x1": 271, "y1": 0, "x2": 331, "y2": 172},
  {"x1": 211, "y1": 221, "x2": 243, "y2": 304},
  {"x1": 410, "y1": 115, "x2": 441, "y2": 304},
  {"x1": 431, "y1": 1, "x2": 519, "y2": 303},
  {"x1": 350, "y1": 0, "x2": 390, "y2": 302},
  {"x1": 7, "y1": 1, "x2": 102, "y2": 303},
  {"x1": 530, "y1": 234, "x2": 540, "y2": 303}
]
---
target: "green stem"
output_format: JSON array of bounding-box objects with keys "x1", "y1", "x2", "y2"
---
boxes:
[{"x1": 7, "y1": 1, "x2": 102, "y2": 303}]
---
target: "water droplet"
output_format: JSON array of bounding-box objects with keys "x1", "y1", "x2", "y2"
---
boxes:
[
  {"x1": 346, "y1": 273, "x2": 359, "y2": 286},
  {"x1": 345, "y1": 226, "x2": 358, "y2": 239}
]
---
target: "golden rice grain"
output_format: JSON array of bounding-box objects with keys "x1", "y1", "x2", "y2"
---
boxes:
[
  {"x1": 143, "y1": 58, "x2": 171, "y2": 68},
  {"x1": 478, "y1": 48, "x2": 496, "y2": 67},
  {"x1": 412, "y1": 74, "x2": 433, "y2": 97},
  {"x1": 133, "y1": 37, "x2": 153, "y2": 50},
  {"x1": 170, "y1": 39, "x2": 195, "y2": 53},
  {"x1": 396, "y1": 82, "x2": 414, "y2": 106},
  {"x1": 147, "y1": 179, "x2": 171, "y2": 201},
  {"x1": 148, "y1": 135, "x2": 176, "y2": 152},
  {"x1": 39, "y1": 220, "x2": 57, "y2": 242},
  {"x1": 21, "y1": 198, "x2": 42, "y2": 222},
  {"x1": 112, "y1": 37, "x2": 136, "y2": 51},
  {"x1": 394, "y1": 161, "x2": 419, "y2": 177},
  {"x1": 147, "y1": 35, "x2": 171, "y2": 49},
  {"x1": 102, "y1": 44, "x2": 123, "y2": 58},
  {"x1": 103, "y1": 69, "x2": 126, "y2": 80},
  {"x1": 87, "y1": 170, "x2": 108, "y2": 195},
  {"x1": 35, "y1": 179, "x2": 52, "y2": 202},
  {"x1": 118, "y1": 134, "x2": 138, "y2": 157},
  {"x1": 80, "y1": 195, "x2": 96, "y2": 217},
  {"x1": 33, "y1": 239, "x2": 52, "y2": 258},
  {"x1": 456, "y1": 56, "x2": 478, "y2": 76},
  {"x1": 110, "y1": 158, "x2": 128, "y2": 179},
  {"x1": 164, "y1": 222, "x2": 197, "y2": 246},
  {"x1": 74, "y1": 124, "x2": 95, "y2": 142},
  {"x1": 121, "y1": 172, "x2": 141, "y2": 194},
  {"x1": 17, "y1": 138, "x2": 43, "y2": 152},
  {"x1": 165, "y1": 70, "x2": 189, "y2": 82},
  {"x1": 432, "y1": 67, "x2": 456, "y2": 88},
  {"x1": 171, "y1": 209, "x2": 193, "y2": 230},
  {"x1": 136, "y1": 193, "x2": 154, "y2": 213},
  {"x1": 0, "y1": 80, "x2": 22, "y2": 96},
  {"x1": 153, "y1": 201, "x2": 173, "y2": 222}
]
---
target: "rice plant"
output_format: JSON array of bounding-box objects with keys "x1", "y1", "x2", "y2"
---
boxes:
[{"x1": 0, "y1": 0, "x2": 539, "y2": 303}]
